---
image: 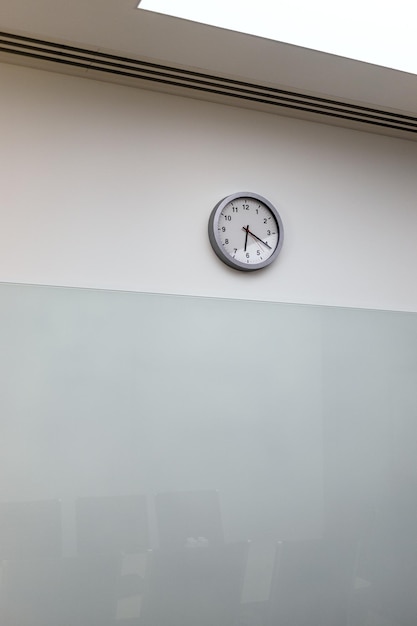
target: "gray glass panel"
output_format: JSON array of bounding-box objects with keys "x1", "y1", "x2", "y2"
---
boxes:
[{"x1": 0, "y1": 283, "x2": 416, "y2": 625}]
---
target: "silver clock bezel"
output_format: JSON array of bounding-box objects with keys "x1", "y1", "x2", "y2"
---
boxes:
[{"x1": 208, "y1": 192, "x2": 284, "y2": 272}]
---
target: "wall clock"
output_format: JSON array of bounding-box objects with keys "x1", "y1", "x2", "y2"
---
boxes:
[{"x1": 208, "y1": 192, "x2": 284, "y2": 271}]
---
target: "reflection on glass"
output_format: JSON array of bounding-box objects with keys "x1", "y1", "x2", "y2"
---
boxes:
[
  {"x1": 0, "y1": 500, "x2": 62, "y2": 559},
  {"x1": 76, "y1": 494, "x2": 149, "y2": 555},
  {"x1": 0, "y1": 283, "x2": 416, "y2": 625},
  {"x1": 155, "y1": 490, "x2": 224, "y2": 551}
]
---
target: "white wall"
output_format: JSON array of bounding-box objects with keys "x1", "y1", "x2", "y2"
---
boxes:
[{"x1": 2, "y1": 61, "x2": 417, "y2": 311}]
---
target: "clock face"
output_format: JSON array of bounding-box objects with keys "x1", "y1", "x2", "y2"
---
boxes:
[{"x1": 208, "y1": 192, "x2": 284, "y2": 271}]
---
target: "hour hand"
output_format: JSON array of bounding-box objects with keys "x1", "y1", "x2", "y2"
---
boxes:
[{"x1": 243, "y1": 225, "x2": 249, "y2": 251}]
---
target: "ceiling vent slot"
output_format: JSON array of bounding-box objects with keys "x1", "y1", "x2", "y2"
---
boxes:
[{"x1": 1, "y1": 31, "x2": 417, "y2": 137}]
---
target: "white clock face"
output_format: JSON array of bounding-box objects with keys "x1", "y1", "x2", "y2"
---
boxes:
[{"x1": 208, "y1": 193, "x2": 283, "y2": 271}]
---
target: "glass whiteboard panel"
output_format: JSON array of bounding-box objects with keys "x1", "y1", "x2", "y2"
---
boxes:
[{"x1": 0, "y1": 282, "x2": 416, "y2": 625}]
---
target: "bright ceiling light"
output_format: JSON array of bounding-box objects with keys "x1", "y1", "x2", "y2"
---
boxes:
[{"x1": 138, "y1": 0, "x2": 417, "y2": 76}]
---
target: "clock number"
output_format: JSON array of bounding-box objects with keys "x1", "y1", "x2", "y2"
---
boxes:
[
  {"x1": 267, "y1": 229, "x2": 271, "y2": 236},
  {"x1": 225, "y1": 215, "x2": 232, "y2": 221},
  {"x1": 263, "y1": 218, "x2": 267, "y2": 224},
  {"x1": 225, "y1": 238, "x2": 229, "y2": 244},
  {"x1": 232, "y1": 207, "x2": 238, "y2": 212},
  {"x1": 257, "y1": 249, "x2": 261, "y2": 255},
  {"x1": 243, "y1": 204, "x2": 249, "y2": 210},
  {"x1": 246, "y1": 252, "x2": 250, "y2": 258},
  {"x1": 222, "y1": 226, "x2": 226, "y2": 232}
]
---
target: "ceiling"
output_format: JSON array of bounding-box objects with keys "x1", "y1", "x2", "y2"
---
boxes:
[{"x1": 1, "y1": 0, "x2": 417, "y2": 139}]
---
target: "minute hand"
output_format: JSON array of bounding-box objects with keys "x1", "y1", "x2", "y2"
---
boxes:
[{"x1": 242, "y1": 227, "x2": 272, "y2": 249}]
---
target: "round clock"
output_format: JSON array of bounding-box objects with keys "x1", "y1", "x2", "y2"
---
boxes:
[{"x1": 208, "y1": 192, "x2": 284, "y2": 271}]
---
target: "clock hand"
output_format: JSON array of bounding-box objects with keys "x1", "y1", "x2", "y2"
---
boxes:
[
  {"x1": 244, "y1": 225, "x2": 249, "y2": 251},
  {"x1": 241, "y1": 227, "x2": 272, "y2": 250}
]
